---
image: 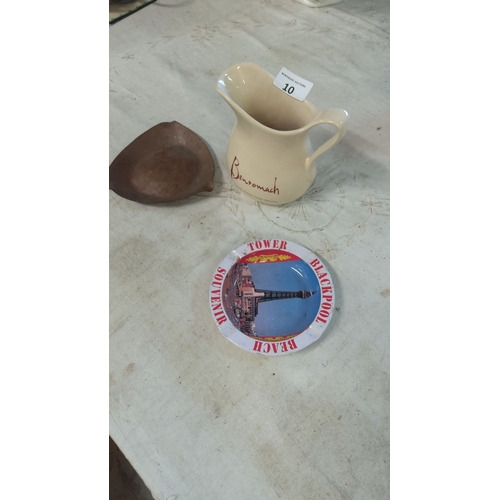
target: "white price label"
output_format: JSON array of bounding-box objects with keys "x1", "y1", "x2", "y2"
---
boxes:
[{"x1": 273, "y1": 67, "x2": 314, "y2": 101}]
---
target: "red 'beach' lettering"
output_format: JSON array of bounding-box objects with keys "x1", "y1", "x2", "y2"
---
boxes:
[{"x1": 253, "y1": 339, "x2": 298, "y2": 353}]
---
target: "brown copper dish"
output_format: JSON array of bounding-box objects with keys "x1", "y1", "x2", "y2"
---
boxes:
[{"x1": 109, "y1": 122, "x2": 215, "y2": 203}]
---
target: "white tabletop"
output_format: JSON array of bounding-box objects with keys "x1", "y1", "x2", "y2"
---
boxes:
[{"x1": 109, "y1": 1, "x2": 389, "y2": 498}]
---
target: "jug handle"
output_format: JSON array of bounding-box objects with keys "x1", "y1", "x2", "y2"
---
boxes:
[{"x1": 305, "y1": 109, "x2": 348, "y2": 169}]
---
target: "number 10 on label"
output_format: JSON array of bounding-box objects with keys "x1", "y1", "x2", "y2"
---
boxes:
[{"x1": 273, "y1": 67, "x2": 314, "y2": 102}]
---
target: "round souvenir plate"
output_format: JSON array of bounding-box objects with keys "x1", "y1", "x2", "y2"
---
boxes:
[{"x1": 209, "y1": 239, "x2": 335, "y2": 356}]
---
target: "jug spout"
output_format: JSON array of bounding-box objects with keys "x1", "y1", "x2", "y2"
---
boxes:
[
  {"x1": 216, "y1": 77, "x2": 245, "y2": 120},
  {"x1": 216, "y1": 63, "x2": 318, "y2": 132}
]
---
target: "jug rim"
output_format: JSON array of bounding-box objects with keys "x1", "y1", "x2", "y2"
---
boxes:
[{"x1": 216, "y1": 62, "x2": 319, "y2": 135}]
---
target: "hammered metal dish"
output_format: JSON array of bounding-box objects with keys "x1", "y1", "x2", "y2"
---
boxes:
[{"x1": 109, "y1": 121, "x2": 215, "y2": 203}]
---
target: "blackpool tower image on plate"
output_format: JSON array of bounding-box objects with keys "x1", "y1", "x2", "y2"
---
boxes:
[{"x1": 221, "y1": 261, "x2": 320, "y2": 340}]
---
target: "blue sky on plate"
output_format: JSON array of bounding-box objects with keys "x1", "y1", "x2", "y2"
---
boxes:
[{"x1": 248, "y1": 260, "x2": 320, "y2": 337}]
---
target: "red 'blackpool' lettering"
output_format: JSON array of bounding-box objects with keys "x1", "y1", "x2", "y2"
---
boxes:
[{"x1": 310, "y1": 258, "x2": 334, "y2": 324}]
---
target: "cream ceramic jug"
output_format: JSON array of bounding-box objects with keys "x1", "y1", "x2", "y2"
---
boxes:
[{"x1": 216, "y1": 62, "x2": 348, "y2": 205}]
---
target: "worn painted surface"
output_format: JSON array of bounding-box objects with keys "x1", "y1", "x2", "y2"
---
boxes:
[{"x1": 110, "y1": 0, "x2": 389, "y2": 498}]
